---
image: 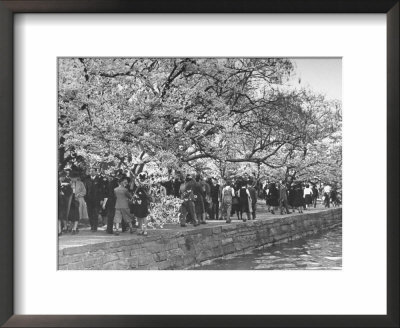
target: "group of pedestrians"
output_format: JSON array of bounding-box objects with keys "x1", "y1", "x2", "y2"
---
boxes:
[
  {"x1": 58, "y1": 168, "x2": 151, "y2": 236},
  {"x1": 178, "y1": 174, "x2": 258, "y2": 226},
  {"x1": 58, "y1": 166, "x2": 340, "y2": 237},
  {"x1": 263, "y1": 180, "x2": 339, "y2": 214}
]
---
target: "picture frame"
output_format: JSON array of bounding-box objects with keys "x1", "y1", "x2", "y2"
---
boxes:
[{"x1": 0, "y1": 0, "x2": 398, "y2": 326}]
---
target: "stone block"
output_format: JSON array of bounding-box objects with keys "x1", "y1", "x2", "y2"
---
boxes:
[
  {"x1": 183, "y1": 255, "x2": 195, "y2": 266},
  {"x1": 128, "y1": 257, "x2": 138, "y2": 269},
  {"x1": 144, "y1": 241, "x2": 164, "y2": 253},
  {"x1": 222, "y1": 224, "x2": 236, "y2": 232},
  {"x1": 103, "y1": 253, "x2": 119, "y2": 263},
  {"x1": 196, "y1": 249, "x2": 213, "y2": 262},
  {"x1": 165, "y1": 241, "x2": 179, "y2": 251},
  {"x1": 102, "y1": 261, "x2": 117, "y2": 270},
  {"x1": 181, "y1": 236, "x2": 195, "y2": 252},
  {"x1": 114, "y1": 260, "x2": 129, "y2": 270},
  {"x1": 167, "y1": 248, "x2": 185, "y2": 258},
  {"x1": 186, "y1": 229, "x2": 202, "y2": 236},
  {"x1": 67, "y1": 262, "x2": 85, "y2": 270},
  {"x1": 222, "y1": 243, "x2": 235, "y2": 255},
  {"x1": 212, "y1": 226, "x2": 222, "y2": 234},
  {"x1": 169, "y1": 255, "x2": 184, "y2": 268},
  {"x1": 221, "y1": 237, "x2": 233, "y2": 246},
  {"x1": 138, "y1": 254, "x2": 154, "y2": 267},
  {"x1": 154, "y1": 252, "x2": 167, "y2": 262},
  {"x1": 235, "y1": 243, "x2": 243, "y2": 251},
  {"x1": 157, "y1": 260, "x2": 173, "y2": 270},
  {"x1": 281, "y1": 225, "x2": 289, "y2": 232},
  {"x1": 213, "y1": 246, "x2": 224, "y2": 258},
  {"x1": 200, "y1": 228, "x2": 213, "y2": 237},
  {"x1": 82, "y1": 258, "x2": 99, "y2": 269},
  {"x1": 130, "y1": 248, "x2": 143, "y2": 257},
  {"x1": 63, "y1": 245, "x2": 90, "y2": 255},
  {"x1": 177, "y1": 237, "x2": 186, "y2": 246},
  {"x1": 116, "y1": 250, "x2": 131, "y2": 259}
]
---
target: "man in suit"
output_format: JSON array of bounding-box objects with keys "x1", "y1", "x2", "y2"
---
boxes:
[
  {"x1": 85, "y1": 168, "x2": 103, "y2": 232},
  {"x1": 210, "y1": 178, "x2": 220, "y2": 220},
  {"x1": 179, "y1": 175, "x2": 198, "y2": 227},
  {"x1": 103, "y1": 171, "x2": 122, "y2": 234},
  {"x1": 278, "y1": 180, "x2": 291, "y2": 215},
  {"x1": 247, "y1": 180, "x2": 258, "y2": 220}
]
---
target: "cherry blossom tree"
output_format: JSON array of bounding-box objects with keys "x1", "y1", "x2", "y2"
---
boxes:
[{"x1": 58, "y1": 58, "x2": 341, "y2": 184}]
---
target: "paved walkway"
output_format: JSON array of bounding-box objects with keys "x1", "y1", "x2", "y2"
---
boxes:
[{"x1": 58, "y1": 202, "x2": 338, "y2": 250}]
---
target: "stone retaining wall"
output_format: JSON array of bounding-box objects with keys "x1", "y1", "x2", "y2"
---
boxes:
[{"x1": 58, "y1": 208, "x2": 342, "y2": 270}]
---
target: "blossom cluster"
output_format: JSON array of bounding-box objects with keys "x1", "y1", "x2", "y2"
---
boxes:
[{"x1": 147, "y1": 195, "x2": 183, "y2": 229}]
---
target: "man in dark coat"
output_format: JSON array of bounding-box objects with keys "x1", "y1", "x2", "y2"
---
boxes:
[
  {"x1": 278, "y1": 180, "x2": 291, "y2": 215},
  {"x1": 179, "y1": 176, "x2": 198, "y2": 227},
  {"x1": 188, "y1": 174, "x2": 206, "y2": 224},
  {"x1": 210, "y1": 178, "x2": 220, "y2": 220},
  {"x1": 247, "y1": 180, "x2": 257, "y2": 220},
  {"x1": 312, "y1": 184, "x2": 319, "y2": 208},
  {"x1": 85, "y1": 168, "x2": 104, "y2": 232},
  {"x1": 103, "y1": 173, "x2": 120, "y2": 234}
]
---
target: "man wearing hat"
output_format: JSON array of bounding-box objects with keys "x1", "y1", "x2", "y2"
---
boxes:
[
  {"x1": 179, "y1": 174, "x2": 198, "y2": 227},
  {"x1": 247, "y1": 179, "x2": 258, "y2": 220},
  {"x1": 85, "y1": 167, "x2": 104, "y2": 232},
  {"x1": 278, "y1": 180, "x2": 291, "y2": 215},
  {"x1": 103, "y1": 170, "x2": 123, "y2": 234}
]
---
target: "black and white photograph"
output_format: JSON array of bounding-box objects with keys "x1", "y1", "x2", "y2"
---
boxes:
[{"x1": 58, "y1": 57, "x2": 342, "y2": 270}]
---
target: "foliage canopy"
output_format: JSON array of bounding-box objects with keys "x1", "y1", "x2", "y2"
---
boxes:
[{"x1": 58, "y1": 58, "x2": 341, "y2": 183}]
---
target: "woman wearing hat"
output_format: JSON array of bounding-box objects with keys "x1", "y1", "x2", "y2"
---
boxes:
[
  {"x1": 69, "y1": 172, "x2": 89, "y2": 234},
  {"x1": 132, "y1": 172, "x2": 151, "y2": 236},
  {"x1": 58, "y1": 171, "x2": 72, "y2": 236},
  {"x1": 292, "y1": 181, "x2": 304, "y2": 213},
  {"x1": 268, "y1": 182, "x2": 279, "y2": 214}
]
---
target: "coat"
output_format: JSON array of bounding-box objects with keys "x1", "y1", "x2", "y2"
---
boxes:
[
  {"x1": 132, "y1": 186, "x2": 150, "y2": 218},
  {"x1": 279, "y1": 185, "x2": 288, "y2": 202},
  {"x1": 71, "y1": 180, "x2": 88, "y2": 220},
  {"x1": 268, "y1": 185, "x2": 279, "y2": 206},
  {"x1": 239, "y1": 187, "x2": 252, "y2": 213},
  {"x1": 248, "y1": 186, "x2": 257, "y2": 204},
  {"x1": 293, "y1": 186, "x2": 304, "y2": 207},
  {"x1": 188, "y1": 180, "x2": 205, "y2": 214}
]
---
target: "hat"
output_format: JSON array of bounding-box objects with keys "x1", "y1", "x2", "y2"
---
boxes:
[
  {"x1": 69, "y1": 171, "x2": 80, "y2": 179},
  {"x1": 58, "y1": 171, "x2": 67, "y2": 178},
  {"x1": 138, "y1": 172, "x2": 148, "y2": 182}
]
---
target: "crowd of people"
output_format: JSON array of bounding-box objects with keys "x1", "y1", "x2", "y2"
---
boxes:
[
  {"x1": 58, "y1": 167, "x2": 340, "y2": 237},
  {"x1": 58, "y1": 168, "x2": 151, "y2": 236},
  {"x1": 263, "y1": 180, "x2": 340, "y2": 215}
]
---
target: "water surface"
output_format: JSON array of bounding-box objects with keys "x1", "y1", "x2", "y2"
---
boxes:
[{"x1": 195, "y1": 225, "x2": 342, "y2": 270}]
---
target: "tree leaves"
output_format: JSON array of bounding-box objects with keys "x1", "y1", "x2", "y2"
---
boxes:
[{"x1": 58, "y1": 58, "x2": 341, "y2": 183}]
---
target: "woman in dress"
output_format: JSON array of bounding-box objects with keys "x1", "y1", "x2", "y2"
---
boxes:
[
  {"x1": 263, "y1": 182, "x2": 271, "y2": 212},
  {"x1": 292, "y1": 182, "x2": 304, "y2": 213},
  {"x1": 69, "y1": 172, "x2": 88, "y2": 234},
  {"x1": 268, "y1": 182, "x2": 279, "y2": 214},
  {"x1": 238, "y1": 181, "x2": 251, "y2": 222},
  {"x1": 58, "y1": 171, "x2": 72, "y2": 236},
  {"x1": 132, "y1": 173, "x2": 151, "y2": 236},
  {"x1": 303, "y1": 183, "x2": 313, "y2": 209},
  {"x1": 288, "y1": 184, "x2": 296, "y2": 210}
]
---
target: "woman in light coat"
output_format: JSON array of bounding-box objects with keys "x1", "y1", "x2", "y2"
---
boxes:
[{"x1": 69, "y1": 173, "x2": 88, "y2": 234}]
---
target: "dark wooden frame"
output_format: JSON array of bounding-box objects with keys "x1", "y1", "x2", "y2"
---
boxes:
[{"x1": 0, "y1": 1, "x2": 398, "y2": 327}]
